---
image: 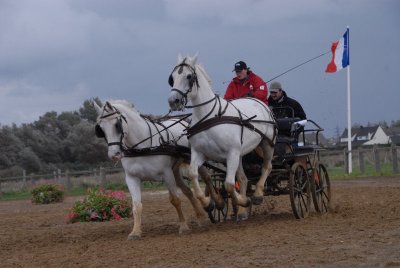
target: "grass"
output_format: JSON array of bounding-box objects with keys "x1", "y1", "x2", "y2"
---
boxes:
[
  {"x1": 0, "y1": 191, "x2": 32, "y2": 201},
  {"x1": 1, "y1": 164, "x2": 398, "y2": 201},
  {"x1": 328, "y1": 162, "x2": 398, "y2": 179}
]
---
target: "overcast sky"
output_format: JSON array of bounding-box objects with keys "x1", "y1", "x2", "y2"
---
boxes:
[{"x1": 0, "y1": 0, "x2": 399, "y2": 137}]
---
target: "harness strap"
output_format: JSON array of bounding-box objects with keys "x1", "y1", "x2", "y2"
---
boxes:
[
  {"x1": 187, "y1": 116, "x2": 276, "y2": 147},
  {"x1": 123, "y1": 144, "x2": 191, "y2": 159},
  {"x1": 125, "y1": 113, "x2": 191, "y2": 151}
]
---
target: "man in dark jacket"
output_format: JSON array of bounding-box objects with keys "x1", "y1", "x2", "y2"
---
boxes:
[
  {"x1": 224, "y1": 61, "x2": 268, "y2": 105},
  {"x1": 268, "y1": 81, "x2": 306, "y2": 119}
]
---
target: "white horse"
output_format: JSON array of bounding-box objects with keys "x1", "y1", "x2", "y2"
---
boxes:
[
  {"x1": 168, "y1": 55, "x2": 276, "y2": 218},
  {"x1": 93, "y1": 99, "x2": 208, "y2": 240}
]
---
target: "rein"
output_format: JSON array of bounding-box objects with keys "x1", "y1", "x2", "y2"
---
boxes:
[{"x1": 122, "y1": 113, "x2": 191, "y2": 157}]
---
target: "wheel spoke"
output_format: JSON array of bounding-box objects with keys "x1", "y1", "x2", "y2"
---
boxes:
[{"x1": 289, "y1": 163, "x2": 310, "y2": 219}]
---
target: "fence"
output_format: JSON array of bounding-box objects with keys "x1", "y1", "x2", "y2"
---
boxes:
[
  {"x1": 0, "y1": 145, "x2": 399, "y2": 194},
  {"x1": 0, "y1": 167, "x2": 125, "y2": 193},
  {"x1": 320, "y1": 144, "x2": 399, "y2": 175}
]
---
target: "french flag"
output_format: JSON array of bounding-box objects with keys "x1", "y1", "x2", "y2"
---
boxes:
[{"x1": 326, "y1": 28, "x2": 350, "y2": 73}]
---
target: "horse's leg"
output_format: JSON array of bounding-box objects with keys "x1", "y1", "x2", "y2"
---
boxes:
[
  {"x1": 225, "y1": 151, "x2": 251, "y2": 208},
  {"x1": 125, "y1": 175, "x2": 143, "y2": 240},
  {"x1": 173, "y1": 162, "x2": 207, "y2": 223},
  {"x1": 198, "y1": 165, "x2": 225, "y2": 210},
  {"x1": 236, "y1": 159, "x2": 250, "y2": 220},
  {"x1": 252, "y1": 141, "x2": 274, "y2": 205},
  {"x1": 164, "y1": 169, "x2": 190, "y2": 235},
  {"x1": 189, "y1": 151, "x2": 212, "y2": 210}
]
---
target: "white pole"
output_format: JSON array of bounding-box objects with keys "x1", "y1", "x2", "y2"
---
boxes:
[
  {"x1": 347, "y1": 64, "x2": 352, "y2": 173},
  {"x1": 346, "y1": 26, "x2": 352, "y2": 173}
]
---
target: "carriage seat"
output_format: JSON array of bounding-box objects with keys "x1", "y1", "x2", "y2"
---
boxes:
[
  {"x1": 274, "y1": 117, "x2": 303, "y2": 158},
  {"x1": 276, "y1": 117, "x2": 302, "y2": 138}
]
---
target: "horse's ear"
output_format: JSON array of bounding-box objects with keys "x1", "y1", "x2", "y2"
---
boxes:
[
  {"x1": 177, "y1": 53, "x2": 183, "y2": 63},
  {"x1": 92, "y1": 99, "x2": 102, "y2": 114},
  {"x1": 192, "y1": 53, "x2": 199, "y2": 64},
  {"x1": 105, "y1": 101, "x2": 114, "y2": 111}
]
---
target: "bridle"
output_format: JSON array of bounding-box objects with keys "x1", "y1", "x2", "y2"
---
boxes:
[
  {"x1": 168, "y1": 58, "x2": 199, "y2": 108},
  {"x1": 95, "y1": 108, "x2": 128, "y2": 150}
]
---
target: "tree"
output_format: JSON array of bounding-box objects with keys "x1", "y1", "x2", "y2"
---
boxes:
[
  {"x1": 79, "y1": 98, "x2": 102, "y2": 123},
  {"x1": 391, "y1": 120, "x2": 400, "y2": 127},
  {"x1": 57, "y1": 111, "x2": 82, "y2": 139},
  {"x1": 63, "y1": 121, "x2": 108, "y2": 165},
  {"x1": 18, "y1": 147, "x2": 41, "y2": 173},
  {"x1": 0, "y1": 126, "x2": 24, "y2": 169}
]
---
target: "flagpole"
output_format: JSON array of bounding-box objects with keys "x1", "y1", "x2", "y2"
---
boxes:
[
  {"x1": 347, "y1": 64, "x2": 352, "y2": 173},
  {"x1": 346, "y1": 26, "x2": 352, "y2": 173}
]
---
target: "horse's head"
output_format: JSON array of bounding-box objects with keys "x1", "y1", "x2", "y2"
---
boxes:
[
  {"x1": 168, "y1": 54, "x2": 199, "y2": 111},
  {"x1": 93, "y1": 100, "x2": 128, "y2": 161}
]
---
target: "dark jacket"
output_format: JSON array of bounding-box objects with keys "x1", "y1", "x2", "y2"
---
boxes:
[
  {"x1": 224, "y1": 71, "x2": 268, "y2": 105},
  {"x1": 268, "y1": 90, "x2": 306, "y2": 119}
]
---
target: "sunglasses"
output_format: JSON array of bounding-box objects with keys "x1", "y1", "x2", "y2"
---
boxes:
[{"x1": 270, "y1": 91, "x2": 278, "y2": 94}]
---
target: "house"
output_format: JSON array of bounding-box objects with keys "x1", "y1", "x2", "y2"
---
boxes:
[
  {"x1": 385, "y1": 127, "x2": 400, "y2": 145},
  {"x1": 340, "y1": 125, "x2": 390, "y2": 146}
]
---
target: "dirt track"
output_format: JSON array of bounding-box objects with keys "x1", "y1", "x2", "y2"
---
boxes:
[{"x1": 1, "y1": 177, "x2": 400, "y2": 268}]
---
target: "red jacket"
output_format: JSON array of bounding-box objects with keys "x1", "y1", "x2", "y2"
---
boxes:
[{"x1": 223, "y1": 71, "x2": 268, "y2": 105}]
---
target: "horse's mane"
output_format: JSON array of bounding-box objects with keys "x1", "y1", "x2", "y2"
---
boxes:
[
  {"x1": 105, "y1": 99, "x2": 139, "y2": 115},
  {"x1": 195, "y1": 64, "x2": 212, "y2": 86}
]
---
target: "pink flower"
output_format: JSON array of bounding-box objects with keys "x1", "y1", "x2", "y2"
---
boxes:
[
  {"x1": 111, "y1": 206, "x2": 122, "y2": 221},
  {"x1": 68, "y1": 213, "x2": 77, "y2": 219},
  {"x1": 108, "y1": 191, "x2": 125, "y2": 201}
]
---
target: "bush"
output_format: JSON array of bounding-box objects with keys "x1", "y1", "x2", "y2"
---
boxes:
[
  {"x1": 31, "y1": 184, "x2": 64, "y2": 204},
  {"x1": 67, "y1": 188, "x2": 131, "y2": 223}
]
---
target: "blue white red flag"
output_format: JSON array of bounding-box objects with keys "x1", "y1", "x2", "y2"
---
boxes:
[{"x1": 326, "y1": 28, "x2": 350, "y2": 73}]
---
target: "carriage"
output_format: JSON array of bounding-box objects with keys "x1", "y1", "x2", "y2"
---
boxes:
[
  {"x1": 204, "y1": 112, "x2": 331, "y2": 223},
  {"x1": 95, "y1": 54, "x2": 332, "y2": 240}
]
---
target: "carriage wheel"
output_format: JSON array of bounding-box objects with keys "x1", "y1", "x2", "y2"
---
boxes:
[
  {"x1": 289, "y1": 162, "x2": 311, "y2": 219},
  {"x1": 310, "y1": 163, "x2": 331, "y2": 214},
  {"x1": 205, "y1": 179, "x2": 229, "y2": 223}
]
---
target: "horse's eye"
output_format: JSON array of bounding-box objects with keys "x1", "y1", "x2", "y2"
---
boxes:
[{"x1": 186, "y1": 74, "x2": 192, "y2": 80}]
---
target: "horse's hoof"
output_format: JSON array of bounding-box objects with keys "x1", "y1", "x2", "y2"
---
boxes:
[
  {"x1": 245, "y1": 197, "x2": 252, "y2": 207},
  {"x1": 237, "y1": 212, "x2": 249, "y2": 221},
  {"x1": 251, "y1": 196, "x2": 263, "y2": 205},
  {"x1": 179, "y1": 228, "x2": 191, "y2": 235},
  {"x1": 127, "y1": 235, "x2": 141, "y2": 241},
  {"x1": 204, "y1": 199, "x2": 215, "y2": 213}
]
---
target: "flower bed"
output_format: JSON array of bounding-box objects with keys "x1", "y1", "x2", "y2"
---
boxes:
[{"x1": 67, "y1": 188, "x2": 131, "y2": 223}]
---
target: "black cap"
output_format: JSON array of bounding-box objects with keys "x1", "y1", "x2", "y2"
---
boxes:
[{"x1": 233, "y1": 61, "x2": 247, "y2": 72}]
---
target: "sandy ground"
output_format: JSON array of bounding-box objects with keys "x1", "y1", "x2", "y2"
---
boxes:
[{"x1": 1, "y1": 177, "x2": 400, "y2": 268}]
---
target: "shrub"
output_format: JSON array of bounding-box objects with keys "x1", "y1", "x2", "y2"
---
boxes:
[
  {"x1": 67, "y1": 188, "x2": 131, "y2": 223},
  {"x1": 31, "y1": 184, "x2": 64, "y2": 204}
]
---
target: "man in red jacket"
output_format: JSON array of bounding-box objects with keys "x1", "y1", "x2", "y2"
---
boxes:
[{"x1": 223, "y1": 61, "x2": 268, "y2": 105}]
